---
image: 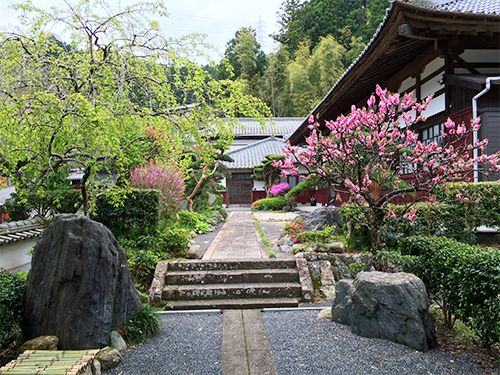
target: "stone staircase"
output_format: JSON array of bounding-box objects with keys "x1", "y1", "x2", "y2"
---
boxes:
[{"x1": 149, "y1": 258, "x2": 312, "y2": 310}]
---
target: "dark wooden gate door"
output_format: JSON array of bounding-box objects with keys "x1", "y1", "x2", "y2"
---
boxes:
[{"x1": 228, "y1": 180, "x2": 252, "y2": 206}]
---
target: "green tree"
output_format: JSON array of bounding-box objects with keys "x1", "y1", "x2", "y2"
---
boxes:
[
  {"x1": 0, "y1": 0, "x2": 269, "y2": 215},
  {"x1": 251, "y1": 154, "x2": 286, "y2": 197},
  {"x1": 309, "y1": 35, "x2": 346, "y2": 98},
  {"x1": 261, "y1": 46, "x2": 292, "y2": 117},
  {"x1": 217, "y1": 27, "x2": 268, "y2": 98},
  {"x1": 273, "y1": 0, "x2": 386, "y2": 57}
]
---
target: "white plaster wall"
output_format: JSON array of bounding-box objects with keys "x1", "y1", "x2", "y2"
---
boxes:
[
  {"x1": 460, "y1": 50, "x2": 500, "y2": 63},
  {"x1": 421, "y1": 58, "x2": 446, "y2": 118},
  {"x1": 457, "y1": 50, "x2": 500, "y2": 75},
  {"x1": 423, "y1": 93, "x2": 445, "y2": 119},
  {"x1": 421, "y1": 57, "x2": 445, "y2": 80},
  {"x1": 221, "y1": 177, "x2": 227, "y2": 189},
  {"x1": 253, "y1": 180, "x2": 266, "y2": 191},
  {"x1": 0, "y1": 239, "x2": 37, "y2": 271},
  {"x1": 400, "y1": 76, "x2": 416, "y2": 93}
]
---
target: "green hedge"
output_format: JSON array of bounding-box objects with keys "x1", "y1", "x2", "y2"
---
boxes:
[
  {"x1": 379, "y1": 236, "x2": 500, "y2": 347},
  {"x1": 0, "y1": 270, "x2": 26, "y2": 342},
  {"x1": 251, "y1": 197, "x2": 288, "y2": 211},
  {"x1": 341, "y1": 182, "x2": 500, "y2": 247},
  {"x1": 93, "y1": 188, "x2": 161, "y2": 238}
]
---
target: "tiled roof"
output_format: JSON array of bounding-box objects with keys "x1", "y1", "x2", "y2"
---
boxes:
[
  {"x1": 0, "y1": 216, "x2": 46, "y2": 246},
  {"x1": 67, "y1": 171, "x2": 84, "y2": 180},
  {"x1": 429, "y1": 0, "x2": 500, "y2": 15},
  {"x1": 231, "y1": 118, "x2": 303, "y2": 137},
  {"x1": 224, "y1": 137, "x2": 290, "y2": 170}
]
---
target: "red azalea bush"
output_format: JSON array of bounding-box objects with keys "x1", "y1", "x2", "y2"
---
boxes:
[{"x1": 269, "y1": 182, "x2": 290, "y2": 197}]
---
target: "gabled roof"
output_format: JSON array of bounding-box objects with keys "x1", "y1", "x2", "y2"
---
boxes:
[
  {"x1": 230, "y1": 118, "x2": 303, "y2": 138},
  {"x1": 0, "y1": 217, "x2": 46, "y2": 246},
  {"x1": 288, "y1": 0, "x2": 500, "y2": 145},
  {"x1": 223, "y1": 136, "x2": 289, "y2": 170}
]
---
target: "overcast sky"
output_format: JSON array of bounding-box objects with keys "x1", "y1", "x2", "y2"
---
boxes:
[{"x1": 0, "y1": 0, "x2": 285, "y2": 62}]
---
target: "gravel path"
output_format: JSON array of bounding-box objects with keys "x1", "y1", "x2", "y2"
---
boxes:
[
  {"x1": 107, "y1": 313, "x2": 222, "y2": 375},
  {"x1": 263, "y1": 310, "x2": 488, "y2": 375}
]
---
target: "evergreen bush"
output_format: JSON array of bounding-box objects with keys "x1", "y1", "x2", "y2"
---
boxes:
[
  {"x1": 379, "y1": 236, "x2": 500, "y2": 347},
  {"x1": 251, "y1": 197, "x2": 288, "y2": 211},
  {"x1": 93, "y1": 188, "x2": 162, "y2": 238},
  {"x1": 0, "y1": 270, "x2": 26, "y2": 343}
]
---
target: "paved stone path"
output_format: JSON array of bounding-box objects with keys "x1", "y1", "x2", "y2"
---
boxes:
[
  {"x1": 203, "y1": 211, "x2": 268, "y2": 260},
  {"x1": 203, "y1": 209, "x2": 297, "y2": 374}
]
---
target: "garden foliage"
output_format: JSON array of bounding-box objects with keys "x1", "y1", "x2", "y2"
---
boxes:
[
  {"x1": 93, "y1": 188, "x2": 162, "y2": 238},
  {"x1": 342, "y1": 181, "x2": 500, "y2": 248},
  {"x1": 122, "y1": 303, "x2": 161, "y2": 345},
  {"x1": 251, "y1": 197, "x2": 288, "y2": 211},
  {"x1": 0, "y1": 270, "x2": 26, "y2": 343},
  {"x1": 379, "y1": 236, "x2": 500, "y2": 347}
]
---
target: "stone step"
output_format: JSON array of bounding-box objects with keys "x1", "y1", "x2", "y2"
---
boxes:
[
  {"x1": 165, "y1": 268, "x2": 299, "y2": 285},
  {"x1": 162, "y1": 282, "x2": 302, "y2": 301},
  {"x1": 164, "y1": 297, "x2": 299, "y2": 310},
  {"x1": 167, "y1": 258, "x2": 297, "y2": 272}
]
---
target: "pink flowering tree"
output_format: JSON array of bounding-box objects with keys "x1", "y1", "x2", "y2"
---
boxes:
[
  {"x1": 130, "y1": 160, "x2": 185, "y2": 219},
  {"x1": 274, "y1": 85, "x2": 500, "y2": 253}
]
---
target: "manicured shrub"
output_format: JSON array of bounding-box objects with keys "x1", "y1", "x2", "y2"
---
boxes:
[
  {"x1": 93, "y1": 188, "x2": 162, "y2": 238},
  {"x1": 285, "y1": 178, "x2": 318, "y2": 201},
  {"x1": 380, "y1": 236, "x2": 500, "y2": 347},
  {"x1": 129, "y1": 160, "x2": 185, "y2": 220},
  {"x1": 159, "y1": 226, "x2": 193, "y2": 254},
  {"x1": 3, "y1": 195, "x2": 30, "y2": 221},
  {"x1": 0, "y1": 270, "x2": 26, "y2": 342},
  {"x1": 122, "y1": 304, "x2": 161, "y2": 345},
  {"x1": 251, "y1": 197, "x2": 288, "y2": 211}
]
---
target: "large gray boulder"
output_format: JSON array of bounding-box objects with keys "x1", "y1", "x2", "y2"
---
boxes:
[
  {"x1": 22, "y1": 214, "x2": 142, "y2": 350},
  {"x1": 299, "y1": 207, "x2": 343, "y2": 233},
  {"x1": 332, "y1": 272, "x2": 436, "y2": 352},
  {"x1": 331, "y1": 279, "x2": 353, "y2": 326}
]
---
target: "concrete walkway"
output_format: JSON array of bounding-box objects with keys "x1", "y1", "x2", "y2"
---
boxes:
[{"x1": 202, "y1": 209, "x2": 298, "y2": 374}]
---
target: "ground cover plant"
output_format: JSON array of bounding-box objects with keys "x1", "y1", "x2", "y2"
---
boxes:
[
  {"x1": 273, "y1": 86, "x2": 500, "y2": 253},
  {"x1": 121, "y1": 304, "x2": 161, "y2": 346}
]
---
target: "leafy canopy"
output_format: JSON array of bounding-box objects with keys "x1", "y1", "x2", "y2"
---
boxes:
[{"x1": 0, "y1": 0, "x2": 270, "y2": 214}]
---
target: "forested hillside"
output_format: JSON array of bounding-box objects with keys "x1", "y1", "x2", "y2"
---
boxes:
[{"x1": 217, "y1": 0, "x2": 390, "y2": 117}]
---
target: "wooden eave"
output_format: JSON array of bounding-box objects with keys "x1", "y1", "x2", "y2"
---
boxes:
[{"x1": 288, "y1": 1, "x2": 500, "y2": 145}]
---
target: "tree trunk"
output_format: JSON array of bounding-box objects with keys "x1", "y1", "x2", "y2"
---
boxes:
[{"x1": 81, "y1": 166, "x2": 92, "y2": 216}]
